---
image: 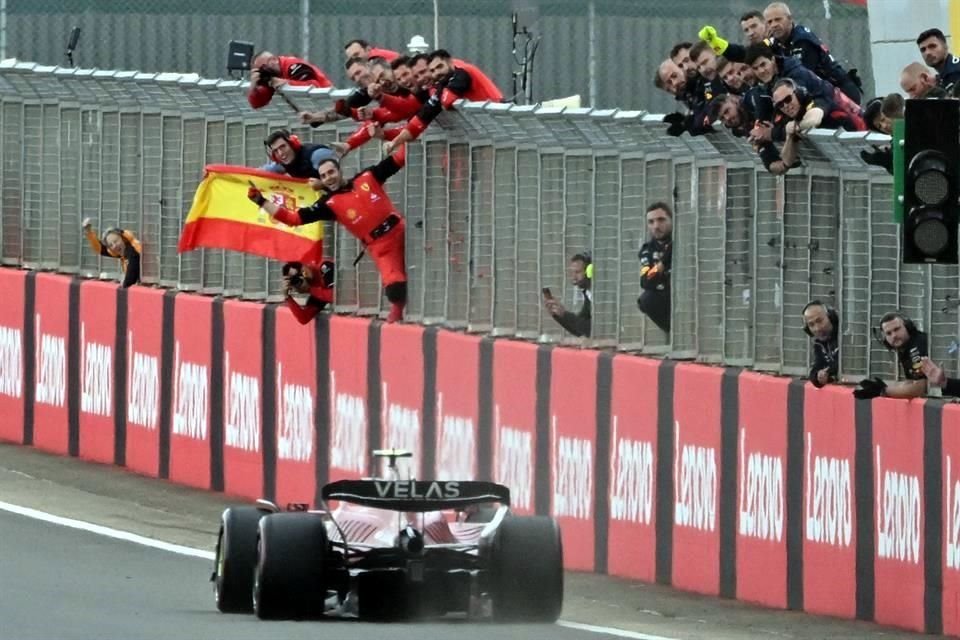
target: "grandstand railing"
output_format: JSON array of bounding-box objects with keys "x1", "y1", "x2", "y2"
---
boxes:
[{"x1": 0, "y1": 60, "x2": 949, "y2": 382}]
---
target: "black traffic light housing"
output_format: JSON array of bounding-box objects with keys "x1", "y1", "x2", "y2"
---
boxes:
[{"x1": 901, "y1": 99, "x2": 960, "y2": 264}]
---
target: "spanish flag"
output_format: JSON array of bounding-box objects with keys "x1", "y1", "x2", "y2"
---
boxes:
[{"x1": 178, "y1": 165, "x2": 324, "y2": 262}]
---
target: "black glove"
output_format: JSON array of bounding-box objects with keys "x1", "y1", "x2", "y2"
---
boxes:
[
  {"x1": 860, "y1": 146, "x2": 893, "y2": 175},
  {"x1": 247, "y1": 185, "x2": 266, "y2": 207},
  {"x1": 853, "y1": 376, "x2": 886, "y2": 399},
  {"x1": 663, "y1": 112, "x2": 688, "y2": 137}
]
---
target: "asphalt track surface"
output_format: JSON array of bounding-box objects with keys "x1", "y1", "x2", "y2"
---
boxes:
[{"x1": 0, "y1": 443, "x2": 931, "y2": 640}]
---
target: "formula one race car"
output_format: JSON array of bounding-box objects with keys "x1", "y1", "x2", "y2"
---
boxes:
[{"x1": 211, "y1": 449, "x2": 564, "y2": 621}]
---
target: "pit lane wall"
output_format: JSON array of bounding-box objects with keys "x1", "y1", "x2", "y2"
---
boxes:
[{"x1": 1, "y1": 266, "x2": 957, "y2": 635}]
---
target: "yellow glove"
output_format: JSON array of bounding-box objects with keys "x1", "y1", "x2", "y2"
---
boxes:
[{"x1": 698, "y1": 25, "x2": 729, "y2": 55}]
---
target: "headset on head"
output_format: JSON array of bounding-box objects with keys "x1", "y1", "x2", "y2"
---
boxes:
[
  {"x1": 572, "y1": 251, "x2": 594, "y2": 280},
  {"x1": 264, "y1": 129, "x2": 303, "y2": 163},
  {"x1": 774, "y1": 77, "x2": 809, "y2": 110},
  {"x1": 873, "y1": 311, "x2": 918, "y2": 350},
  {"x1": 801, "y1": 300, "x2": 838, "y2": 337}
]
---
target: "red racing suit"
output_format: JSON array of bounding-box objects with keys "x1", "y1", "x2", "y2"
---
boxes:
[
  {"x1": 285, "y1": 261, "x2": 335, "y2": 325},
  {"x1": 273, "y1": 149, "x2": 407, "y2": 288},
  {"x1": 401, "y1": 64, "x2": 504, "y2": 142},
  {"x1": 248, "y1": 56, "x2": 333, "y2": 109}
]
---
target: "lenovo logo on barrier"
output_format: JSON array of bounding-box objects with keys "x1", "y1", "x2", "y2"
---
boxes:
[
  {"x1": 35, "y1": 314, "x2": 65, "y2": 407},
  {"x1": 674, "y1": 421, "x2": 717, "y2": 531},
  {"x1": 0, "y1": 325, "x2": 22, "y2": 398},
  {"x1": 875, "y1": 445, "x2": 921, "y2": 564},
  {"x1": 436, "y1": 393, "x2": 475, "y2": 480},
  {"x1": 172, "y1": 341, "x2": 208, "y2": 440},
  {"x1": 552, "y1": 416, "x2": 593, "y2": 519},
  {"x1": 80, "y1": 323, "x2": 112, "y2": 417},
  {"x1": 330, "y1": 371, "x2": 366, "y2": 473},
  {"x1": 494, "y1": 405, "x2": 532, "y2": 511},
  {"x1": 609, "y1": 415, "x2": 654, "y2": 524},
  {"x1": 946, "y1": 456, "x2": 960, "y2": 570},
  {"x1": 224, "y1": 352, "x2": 260, "y2": 452},
  {"x1": 738, "y1": 428, "x2": 784, "y2": 542},
  {"x1": 127, "y1": 331, "x2": 159, "y2": 430},
  {"x1": 381, "y1": 382, "x2": 419, "y2": 471},
  {"x1": 805, "y1": 433, "x2": 852, "y2": 547},
  {"x1": 276, "y1": 363, "x2": 313, "y2": 462},
  {"x1": 374, "y1": 480, "x2": 460, "y2": 499}
]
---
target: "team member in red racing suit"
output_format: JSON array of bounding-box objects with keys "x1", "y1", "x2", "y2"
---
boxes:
[
  {"x1": 248, "y1": 147, "x2": 409, "y2": 323},
  {"x1": 383, "y1": 49, "x2": 503, "y2": 154},
  {"x1": 282, "y1": 260, "x2": 335, "y2": 325},
  {"x1": 247, "y1": 51, "x2": 332, "y2": 109}
]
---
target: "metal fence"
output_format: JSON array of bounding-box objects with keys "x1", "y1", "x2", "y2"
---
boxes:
[
  {"x1": 1, "y1": 59, "x2": 956, "y2": 383},
  {"x1": 0, "y1": 0, "x2": 873, "y2": 111}
]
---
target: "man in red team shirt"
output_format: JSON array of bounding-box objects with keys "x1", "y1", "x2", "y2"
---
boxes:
[
  {"x1": 383, "y1": 49, "x2": 503, "y2": 154},
  {"x1": 248, "y1": 148, "x2": 409, "y2": 323},
  {"x1": 344, "y1": 38, "x2": 400, "y2": 63},
  {"x1": 248, "y1": 51, "x2": 332, "y2": 109},
  {"x1": 281, "y1": 260, "x2": 335, "y2": 325}
]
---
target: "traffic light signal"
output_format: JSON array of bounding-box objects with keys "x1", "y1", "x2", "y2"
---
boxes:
[{"x1": 900, "y1": 99, "x2": 960, "y2": 264}]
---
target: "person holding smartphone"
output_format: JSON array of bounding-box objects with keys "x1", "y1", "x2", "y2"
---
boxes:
[{"x1": 543, "y1": 253, "x2": 593, "y2": 337}]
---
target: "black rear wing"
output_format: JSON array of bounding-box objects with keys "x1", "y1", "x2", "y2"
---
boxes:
[{"x1": 321, "y1": 479, "x2": 510, "y2": 512}]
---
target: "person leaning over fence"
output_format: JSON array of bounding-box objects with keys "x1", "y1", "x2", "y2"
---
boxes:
[
  {"x1": 260, "y1": 129, "x2": 337, "y2": 179},
  {"x1": 854, "y1": 312, "x2": 929, "y2": 400},
  {"x1": 637, "y1": 202, "x2": 672, "y2": 333},
  {"x1": 543, "y1": 253, "x2": 593, "y2": 338},
  {"x1": 247, "y1": 51, "x2": 332, "y2": 110},
  {"x1": 802, "y1": 300, "x2": 839, "y2": 388},
  {"x1": 281, "y1": 260, "x2": 335, "y2": 325},
  {"x1": 82, "y1": 217, "x2": 141, "y2": 288},
  {"x1": 247, "y1": 147, "x2": 409, "y2": 323}
]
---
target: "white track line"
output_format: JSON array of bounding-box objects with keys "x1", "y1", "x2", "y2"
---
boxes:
[
  {"x1": 0, "y1": 500, "x2": 682, "y2": 640},
  {"x1": 0, "y1": 500, "x2": 215, "y2": 560}
]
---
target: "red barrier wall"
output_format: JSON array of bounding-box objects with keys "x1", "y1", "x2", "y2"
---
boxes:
[
  {"x1": 328, "y1": 316, "x2": 369, "y2": 481},
  {"x1": 607, "y1": 355, "x2": 660, "y2": 581},
  {"x1": 379, "y1": 323, "x2": 425, "y2": 479},
  {"x1": 671, "y1": 363, "x2": 723, "y2": 595},
  {"x1": 736, "y1": 372, "x2": 789, "y2": 608},
  {"x1": 124, "y1": 287, "x2": 164, "y2": 476},
  {"x1": 491, "y1": 341, "x2": 538, "y2": 515},
  {"x1": 272, "y1": 306, "x2": 318, "y2": 506},
  {"x1": 872, "y1": 399, "x2": 925, "y2": 632},
  {"x1": 221, "y1": 300, "x2": 264, "y2": 500},
  {"x1": 78, "y1": 281, "x2": 117, "y2": 463},
  {"x1": 434, "y1": 332, "x2": 479, "y2": 480},
  {"x1": 802, "y1": 384, "x2": 857, "y2": 619},
  {"x1": 168, "y1": 295, "x2": 213, "y2": 489},
  {"x1": 550, "y1": 347, "x2": 599, "y2": 572},
  {"x1": 942, "y1": 404, "x2": 960, "y2": 636},
  {"x1": 0, "y1": 269, "x2": 26, "y2": 443},
  {"x1": 32, "y1": 274, "x2": 72, "y2": 455}
]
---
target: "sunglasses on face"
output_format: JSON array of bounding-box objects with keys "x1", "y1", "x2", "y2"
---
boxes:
[{"x1": 774, "y1": 93, "x2": 795, "y2": 110}]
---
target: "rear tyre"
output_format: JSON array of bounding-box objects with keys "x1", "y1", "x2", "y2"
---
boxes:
[
  {"x1": 213, "y1": 506, "x2": 264, "y2": 613},
  {"x1": 490, "y1": 516, "x2": 563, "y2": 622},
  {"x1": 253, "y1": 513, "x2": 328, "y2": 620}
]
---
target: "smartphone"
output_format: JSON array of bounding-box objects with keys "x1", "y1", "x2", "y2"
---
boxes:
[{"x1": 541, "y1": 287, "x2": 553, "y2": 298}]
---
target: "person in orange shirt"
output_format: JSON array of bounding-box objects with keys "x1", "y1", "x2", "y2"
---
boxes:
[{"x1": 82, "y1": 217, "x2": 142, "y2": 288}]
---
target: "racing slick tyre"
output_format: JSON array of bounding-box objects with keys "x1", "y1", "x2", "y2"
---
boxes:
[
  {"x1": 253, "y1": 512, "x2": 328, "y2": 620},
  {"x1": 490, "y1": 516, "x2": 563, "y2": 622},
  {"x1": 213, "y1": 506, "x2": 264, "y2": 613}
]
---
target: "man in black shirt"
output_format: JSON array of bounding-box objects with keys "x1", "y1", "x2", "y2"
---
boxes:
[
  {"x1": 544, "y1": 254, "x2": 592, "y2": 338},
  {"x1": 802, "y1": 301, "x2": 839, "y2": 388},
  {"x1": 854, "y1": 312, "x2": 928, "y2": 399},
  {"x1": 916, "y1": 28, "x2": 960, "y2": 92},
  {"x1": 637, "y1": 202, "x2": 673, "y2": 333}
]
